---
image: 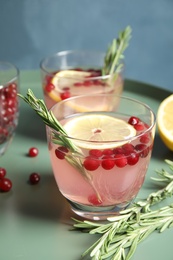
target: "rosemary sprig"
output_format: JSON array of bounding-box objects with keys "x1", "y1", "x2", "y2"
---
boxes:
[
  {"x1": 73, "y1": 159, "x2": 173, "y2": 260},
  {"x1": 18, "y1": 89, "x2": 102, "y2": 201},
  {"x1": 102, "y1": 25, "x2": 132, "y2": 76},
  {"x1": 18, "y1": 89, "x2": 79, "y2": 153}
]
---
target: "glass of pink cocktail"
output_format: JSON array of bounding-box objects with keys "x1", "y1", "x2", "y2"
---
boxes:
[
  {"x1": 46, "y1": 94, "x2": 156, "y2": 220},
  {"x1": 0, "y1": 61, "x2": 19, "y2": 155},
  {"x1": 40, "y1": 50, "x2": 124, "y2": 109}
]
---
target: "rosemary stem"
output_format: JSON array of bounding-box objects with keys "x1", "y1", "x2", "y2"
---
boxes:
[{"x1": 73, "y1": 160, "x2": 173, "y2": 260}]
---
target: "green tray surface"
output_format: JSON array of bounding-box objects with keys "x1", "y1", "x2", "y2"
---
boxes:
[{"x1": 0, "y1": 70, "x2": 172, "y2": 260}]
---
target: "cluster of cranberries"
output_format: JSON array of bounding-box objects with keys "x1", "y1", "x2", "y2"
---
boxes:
[
  {"x1": 0, "y1": 168, "x2": 12, "y2": 192},
  {"x1": 27, "y1": 147, "x2": 40, "y2": 184},
  {"x1": 55, "y1": 116, "x2": 152, "y2": 171},
  {"x1": 0, "y1": 82, "x2": 18, "y2": 144},
  {"x1": 0, "y1": 147, "x2": 40, "y2": 193},
  {"x1": 44, "y1": 68, "x2": 106, "y2": 100}
]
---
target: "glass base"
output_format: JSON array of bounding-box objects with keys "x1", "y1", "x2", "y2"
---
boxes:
[
  {"x1": 67, "y1": 199, "x2": 131, "y2": 220},
  {"x1": 0, "y1": 136, "x2": 13, "y2": 156}
]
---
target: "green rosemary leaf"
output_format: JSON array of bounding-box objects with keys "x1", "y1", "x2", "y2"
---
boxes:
[
  {"x1": 160, "y1": 217, "x2": 173, "y2": 232},
  {"x1": 73, "y1": 219, "x2": 102, "y2": 229},
  {"x1": 90, "y1": 231, "x2": 109, "y2": 258},
  {"x1": 138, "y1": 225, "x2": 158, "y2": 243},
  {"x1": 126, "y1": 234, "x2": 140, "y2": 260},
  {"x1": 81, "y1": 239, "x2": 100, "y2": 258},
  {"x1": 165, "y1": 159, "x2": 173, "y2": 168},
  {"x1": 112, "y1": 247, "x2": 125, "y2": 260}
]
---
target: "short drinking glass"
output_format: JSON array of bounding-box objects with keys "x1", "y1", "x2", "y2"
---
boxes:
[
  {"x1": 46, "y1": 94, "x2": 156, "y2": 220},
  {"x1": 0, "y1": 62, "x2": 19, "y2": 155},
  {"x1": 40, "y1": 50, "x2": 124, "y2": 109}
]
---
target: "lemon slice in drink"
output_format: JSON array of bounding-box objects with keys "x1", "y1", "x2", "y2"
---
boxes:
[
  {"x1": 48, "y1": 70, "x2": 91, "y2": 102},
  {"x1": 157, "y1": 94, "x2": 173, "y2": 151},
  {"x1": 63, "y1": 114, "x2": 136, "y2": 149}
]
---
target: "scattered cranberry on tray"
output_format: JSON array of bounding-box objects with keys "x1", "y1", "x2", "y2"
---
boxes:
[
  {"x1": 0, "y1": 167, "x2": 7, "y2": 179},
  {"x1": 0, "y1": 167, "x2": 12, "y2": 192},
  {"x1": 28, "y1": 147, "x2": 39, "y2": 157},
  {"x1": 29, "y1": 173, "x2": 40, "y2": 184},
  {"x1": 0, "y1": 177, "x2": 12, "y2": 192}
]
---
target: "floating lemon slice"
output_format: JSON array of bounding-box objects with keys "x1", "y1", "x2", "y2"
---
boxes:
[
  {"x1": 52, "y1": 70, "x2": 91, "y2": 86},
  {"x1": 157, "y1": 94, "x2": 173, "y2": 151},
  {"x1": 48, "y1": 70, "x2": 91, "y2": 102},
  {"x1": 63, "y1": 114, "x2": 136, "y2": 149}
]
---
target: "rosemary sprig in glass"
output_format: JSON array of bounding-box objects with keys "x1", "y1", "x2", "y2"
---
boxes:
[
  {"x1": 102, "y1": 25, "x2": 132, "y2": 76},
  {"x1": 18, "y1": 89, "x2": 103, "y2": 201},
  {"x1": 72, "y1": 159, "x2": 173, "y2": 260}
]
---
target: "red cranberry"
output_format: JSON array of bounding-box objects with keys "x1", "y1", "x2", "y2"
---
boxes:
[
  {"x1": 140, "y1": 134, "x2": 150, "y2": 144},
  {"x1": 128, "y1": 116, "x2": 140, "y2": 126},
  {"x1": 83, "y1": 80, "x2": 93, "y2": 87},
  {"x1": 134, "y1": 122, "x2": 145, "y2": 131},
  {"x1": 4, "y1": 83, "x2": 17, "y2": 99},
  {"x1": 102, "y1": 149, "x2": 113, "y2": 156},
  {"x1": 83, "y1": 156, "x2": 100, "y2": 171},
  {"x1": 0, "y1": 167, "x2": 6, "y2": 179},
  {"x1": 6, "y1": 98, "x2": 16, "y2": 108},
  {"x1": 62, "y1": 87, "x2": 70, "y2": 91},
  {"x1": 135, "y1": 144, "x2": 149, "y2": 158},
  {"x1": 55, "y1": 146, "x2": 69, "y2": 160},
  {"x1": 114, "y1": 154, "x2": 127, "y2": 168},
  {"x1": 45, "y1": 83, "x2": 55, "y2": 92},
  {"x1": 113, "y1": 147, "x2": 124, "y2": 155},
  {"x1": 122, "y1": 143, "x2": 135, "y2": 154},
  {"x1": 93, "y1": 80, "x2": 102, "y2": 85},
  {"x1": 28, "y1": 147, "x2": 39, "y2": 157},
  {"x1": 88, "y1": 194, "x2": 102, "y2": 205},
  {"x1": 29, "y1": 173, "x2": 40, "y2": 184},
  {"x1": 127, "y1": 151, "x2": 139, "y2": 165},
  {"x1": 101, "y1": 156, "x2": 115, "y2": 170},
  {"x1": 89, "y1": 149, "x2": 102, "y2": 158},
  {"x1": 0, "y1": 178, "x2": 12, "y2": 192},
  {"x1": 60, "y1": 91, "x2": 71, "y2": 100},
  {"x1": 45, "y1": 75, "x2": 53, "y2": 84},
  {"x1": 74, "y1": 82, "x2": 83, "y2": 87}
]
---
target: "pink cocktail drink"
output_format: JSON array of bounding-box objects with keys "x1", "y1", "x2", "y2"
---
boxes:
[{"x1": 46, "y1": 94, "x2": 156, "y2": 220}]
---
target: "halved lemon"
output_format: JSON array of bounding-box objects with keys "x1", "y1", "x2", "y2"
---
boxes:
[
  {"x1": 48, "y1": 70, "x2": 91, "y2": 102},
  {"x1": 157, "y1": 94, "x2": 173, "y2": 151},
  {"x1": 63, "y1": 114, "x2": 136, "y2": 149}
]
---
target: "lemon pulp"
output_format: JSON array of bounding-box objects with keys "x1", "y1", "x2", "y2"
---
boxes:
[{"x1": 63, "y1": 114, "x2": 136, "y2": 149}]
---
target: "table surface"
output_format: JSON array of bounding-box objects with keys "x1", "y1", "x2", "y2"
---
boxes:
[{"x1": 0, "y1": 70, "x2": 173, "y2": 260}]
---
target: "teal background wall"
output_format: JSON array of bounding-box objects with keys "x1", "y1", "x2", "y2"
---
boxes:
[{"x1": 0, "y1": 0, "x2": 173, "y2": 91}]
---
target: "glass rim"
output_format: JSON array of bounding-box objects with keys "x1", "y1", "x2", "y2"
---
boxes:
[
  {"x1": 48, "y1": 93, "x2": 156, "y2": 144},
  {"x1": 40, "y1": 49, "x2": 123, "y2": 79},
  {"x1": 0, "y1": 61, "x2": 19, "y2": 87}
]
